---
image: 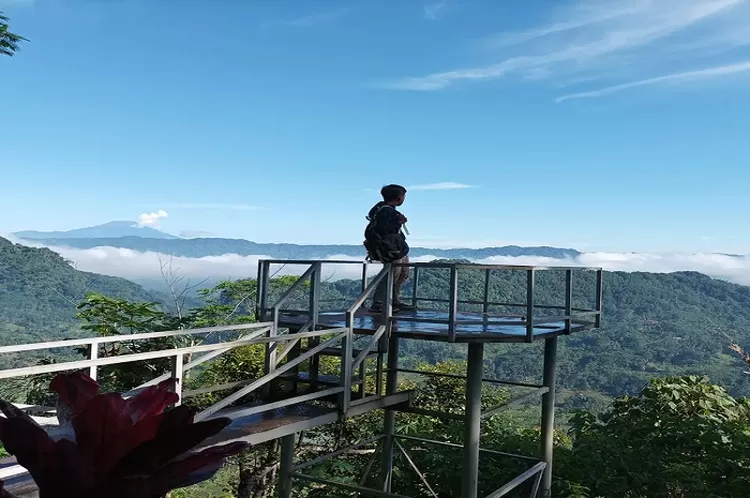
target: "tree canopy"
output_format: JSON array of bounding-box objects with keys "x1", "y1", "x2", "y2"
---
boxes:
[{"x1": 0, "y1": 12, "x2": 27, "y2": 57}]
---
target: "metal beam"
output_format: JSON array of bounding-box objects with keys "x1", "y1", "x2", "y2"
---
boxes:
[
  {"x1": 485, "y1": 462, "x2": 547, "y2": 498},
  {"x1": 394, "y1": 368, "x2": 543, "y2": 389},
  {"x1": 395, "y1": 435, "x2": 540, "y2": 462},
  {"x1": 480, "y1": 387, "x2": 549, "y2": 419},
  {"x1": 395, "y1": 440, "x2": 438, "y2": 498},
  {"x1": 464, "y1": 343, "x2": 484, "y2": 498},
  {"x1": 290, "y1": 473, "x2": 414, "y2": 498}
]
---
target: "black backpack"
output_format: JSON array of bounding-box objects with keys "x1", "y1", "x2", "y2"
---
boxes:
[{"x1": 363, "y1": 205, "x2": 406, "y2": 263}]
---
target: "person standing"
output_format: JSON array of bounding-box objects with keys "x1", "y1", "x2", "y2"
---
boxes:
[{"x1": 363, "y1": 184, "x2": 415, "y2": 313}]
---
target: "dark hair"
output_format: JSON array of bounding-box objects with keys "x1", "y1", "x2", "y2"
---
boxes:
[{"x1": 380, "y1": 184, "x2": 407, "y2": 202}]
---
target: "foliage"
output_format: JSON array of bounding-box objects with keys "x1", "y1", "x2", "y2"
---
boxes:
[
  {"x1": 75, "y1": 294, "x2": 184, "y2": 392},
  {"x1": 560, "y1": 376, "x2": 750, "y2": 497},
  {"x1": 0, "y1": 12, "x2": 26, "y2": 57}
]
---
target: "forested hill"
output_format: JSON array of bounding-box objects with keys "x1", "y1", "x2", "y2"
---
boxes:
[
  {"x1": 3, "y1": 235, "x2": 750, "y2": 403},
  {"x1": 17, "y1": 234, "x2": 579, "y2": 260},
  {"x1": 0, "y1": 237, "x2": 156, "y2": 345}
]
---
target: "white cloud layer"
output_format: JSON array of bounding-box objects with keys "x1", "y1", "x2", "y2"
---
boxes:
[
  {"x1": 8, "y1": 236, "x2": 750, "y2": 287},
  {"x1": 384, "y1": 0, "x2": 750, "y2": 99},
  {"x1": 137, "y1": 209, "x2": 168, "y2": 227}
]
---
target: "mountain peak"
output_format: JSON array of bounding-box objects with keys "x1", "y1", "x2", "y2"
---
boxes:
[{"x1": 14, "y1": 221, "x2": 179, "y2": 241}]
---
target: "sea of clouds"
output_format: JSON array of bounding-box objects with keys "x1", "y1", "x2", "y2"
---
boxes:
[{"x1": 7, "y1": 235, "x2": 750, "y2": 287}]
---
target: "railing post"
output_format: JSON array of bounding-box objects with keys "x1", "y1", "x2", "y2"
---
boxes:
[
  {"x1": 411, "y1": 265, "x2": 420, "y2": 308},
  {"x1": 565, "y1": 270, "x2": 573, "y2": 334},
  {"x1": 526, "y1": 269, "x2": 535, "y2": 342},
  {"x1": 258, "y1": 261, "x2": 271, "y2": 322},
  {"x1": 310, "y1": 263, "x2": 322, "y2": 390},
  {"x1": 361, "y1": 263, "x2": 368, "y2": 294},
  {"x1": 341, "y1": 311, "x2": 355, "y2": 414},
  {"x1": 595, "y1": 269, "x2": 603, "y2": 328},
  {"x1": 87, "y1": 341, "x2": 98, "y2": 380},
  {"x1": 482, "y1": 268, "x2": 491, "y2": 315},
  {"x1": 255, "y1": 261, "x2": 264, "y2": 321},
  {"x1": 171, "y1": 352, "x2": 184, "y2": 407},
  {"x1": 448, "y1": 266, "x2": 458, "y2": 342}
]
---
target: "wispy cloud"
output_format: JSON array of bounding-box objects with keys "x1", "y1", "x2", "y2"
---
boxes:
[
  {"x1": 556, "y1": 60, "x2": 750, "y2": 101},
  {"x1": 424, "y1": 1, "x2": 448, "y2": 20},
  {"x1": 166, "y1": 203, "x2": 264, "y2": 211},
  {"x1": 408, "y1": 182, "x2": 475, "y2": 190},
  {"x1": 382, "y1": 0, "x2": 750, "y2": 99},
  {"x1": 262, "y1": 8, "x2": 349, "y2": 29},
  {"x1": 0, "y1": 0, "x2": 36, "y2": 7},
  {"x1": 138, "y1": 210, "x2": 168, "y2": 227}
]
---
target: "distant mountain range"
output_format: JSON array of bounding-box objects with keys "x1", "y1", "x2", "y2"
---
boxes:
[
  {"x1": 13, "y1": 222, "x2": 580, "y2": 260},
  {"x1": 15, "y1": 221, "x2": 178, "y2": 240}
]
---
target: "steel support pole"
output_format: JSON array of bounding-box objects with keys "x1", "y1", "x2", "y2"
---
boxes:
[
  {"x1": 463, "y1": 342, "x2": 484, "y2": 498},
  {"x1": 381, "y1": 277, "x2": 398, "y2": 493},
  {"x1": 279, "y1": 433, "x2": 295, "y2": 498},
  {"x1": 540, "y1": 337, "x2": 558, "y2": 497}
]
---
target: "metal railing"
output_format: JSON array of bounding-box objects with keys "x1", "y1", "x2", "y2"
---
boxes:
[
  {"x1": 394, "y1": 261, "x2": 604, "y2": 342},
  {"x1": 261, "y1": 259, "x2": 604, "y2": 343}
]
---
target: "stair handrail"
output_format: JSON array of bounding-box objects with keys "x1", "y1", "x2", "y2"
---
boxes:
[
  {"x1": 270, "y1": 264, "x2": 317, "y2": 325},
  {"x1": 340, "y1": 264, "x2": 392, "y2": 413},
  {"x1": 346, "y1": 264, "x2": 390, "y2": 315}
]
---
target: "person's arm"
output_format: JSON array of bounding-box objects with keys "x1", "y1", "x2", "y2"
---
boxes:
[{"x1": 378, "y1": 208, "x2": 403, "y2": 234}]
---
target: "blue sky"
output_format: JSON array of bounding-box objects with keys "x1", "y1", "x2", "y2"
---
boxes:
[{"x1": 2, "y1": 0, "x2": 750, "y2": 252}]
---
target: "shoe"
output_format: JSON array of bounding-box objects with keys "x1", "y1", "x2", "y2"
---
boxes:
[
  {"x1": 368, "y1": 302, "x2": 401, "y2": 314},
  {"x1": 394, "y1": 302, "x2": 415, "y2": 312}
]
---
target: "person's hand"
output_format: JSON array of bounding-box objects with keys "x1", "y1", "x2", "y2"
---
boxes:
[{"x1": 399, "y1": 214, "x2": 408, "y2": 224}]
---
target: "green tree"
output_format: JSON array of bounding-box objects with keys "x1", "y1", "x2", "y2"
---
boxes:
[
  {"x1": 1, "y1": 12, "x2": 27, "y2": 56},
  {"x1": 561, "y1": 376, "x2": 750, "y2": 498}
]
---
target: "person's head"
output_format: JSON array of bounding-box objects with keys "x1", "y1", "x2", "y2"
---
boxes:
[{"x1": 381, "y1": 184, "x2": 407, "y2": 206}]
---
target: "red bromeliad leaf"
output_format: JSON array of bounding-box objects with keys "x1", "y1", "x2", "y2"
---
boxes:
[
  {"x1": 122, "y1": 378, "x2": 178, "y2": 423},
  {"x1": 71, "y1": 393, "x2": 133, "y2": 473},
  {"x1": 149, "y1": 442, "x2": 248, "y2": 494},
  {"x1": 50, "y1": 372, "x2": 99, "y2": 421},
  {"x1": 111, "y1": 407, "x2": 231, "y2": 477},
  {"x1": 0, "y1": 373, "x2": 248, "y2": 498},
  {"x1": 94, "y1": 409, "x2": 165, "y2": 477}
]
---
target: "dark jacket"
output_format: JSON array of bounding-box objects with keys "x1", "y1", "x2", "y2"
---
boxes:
[{"x1": 366, "y1": 202, "x2": 409, "y2": 259}]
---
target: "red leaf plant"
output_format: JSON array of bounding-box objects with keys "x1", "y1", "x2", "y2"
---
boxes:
[{"x1": 0, "y1": 372, "x2": 247, "y2": 497}]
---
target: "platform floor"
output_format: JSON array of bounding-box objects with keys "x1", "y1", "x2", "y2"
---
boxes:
[{"x1": 278, "y1": 309, "x2": 594, "y2": 342}]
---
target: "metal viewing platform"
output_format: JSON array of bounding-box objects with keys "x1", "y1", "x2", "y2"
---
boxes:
[{"x1": 0, "y1": 259, "x2": 603, "y2": 498}]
